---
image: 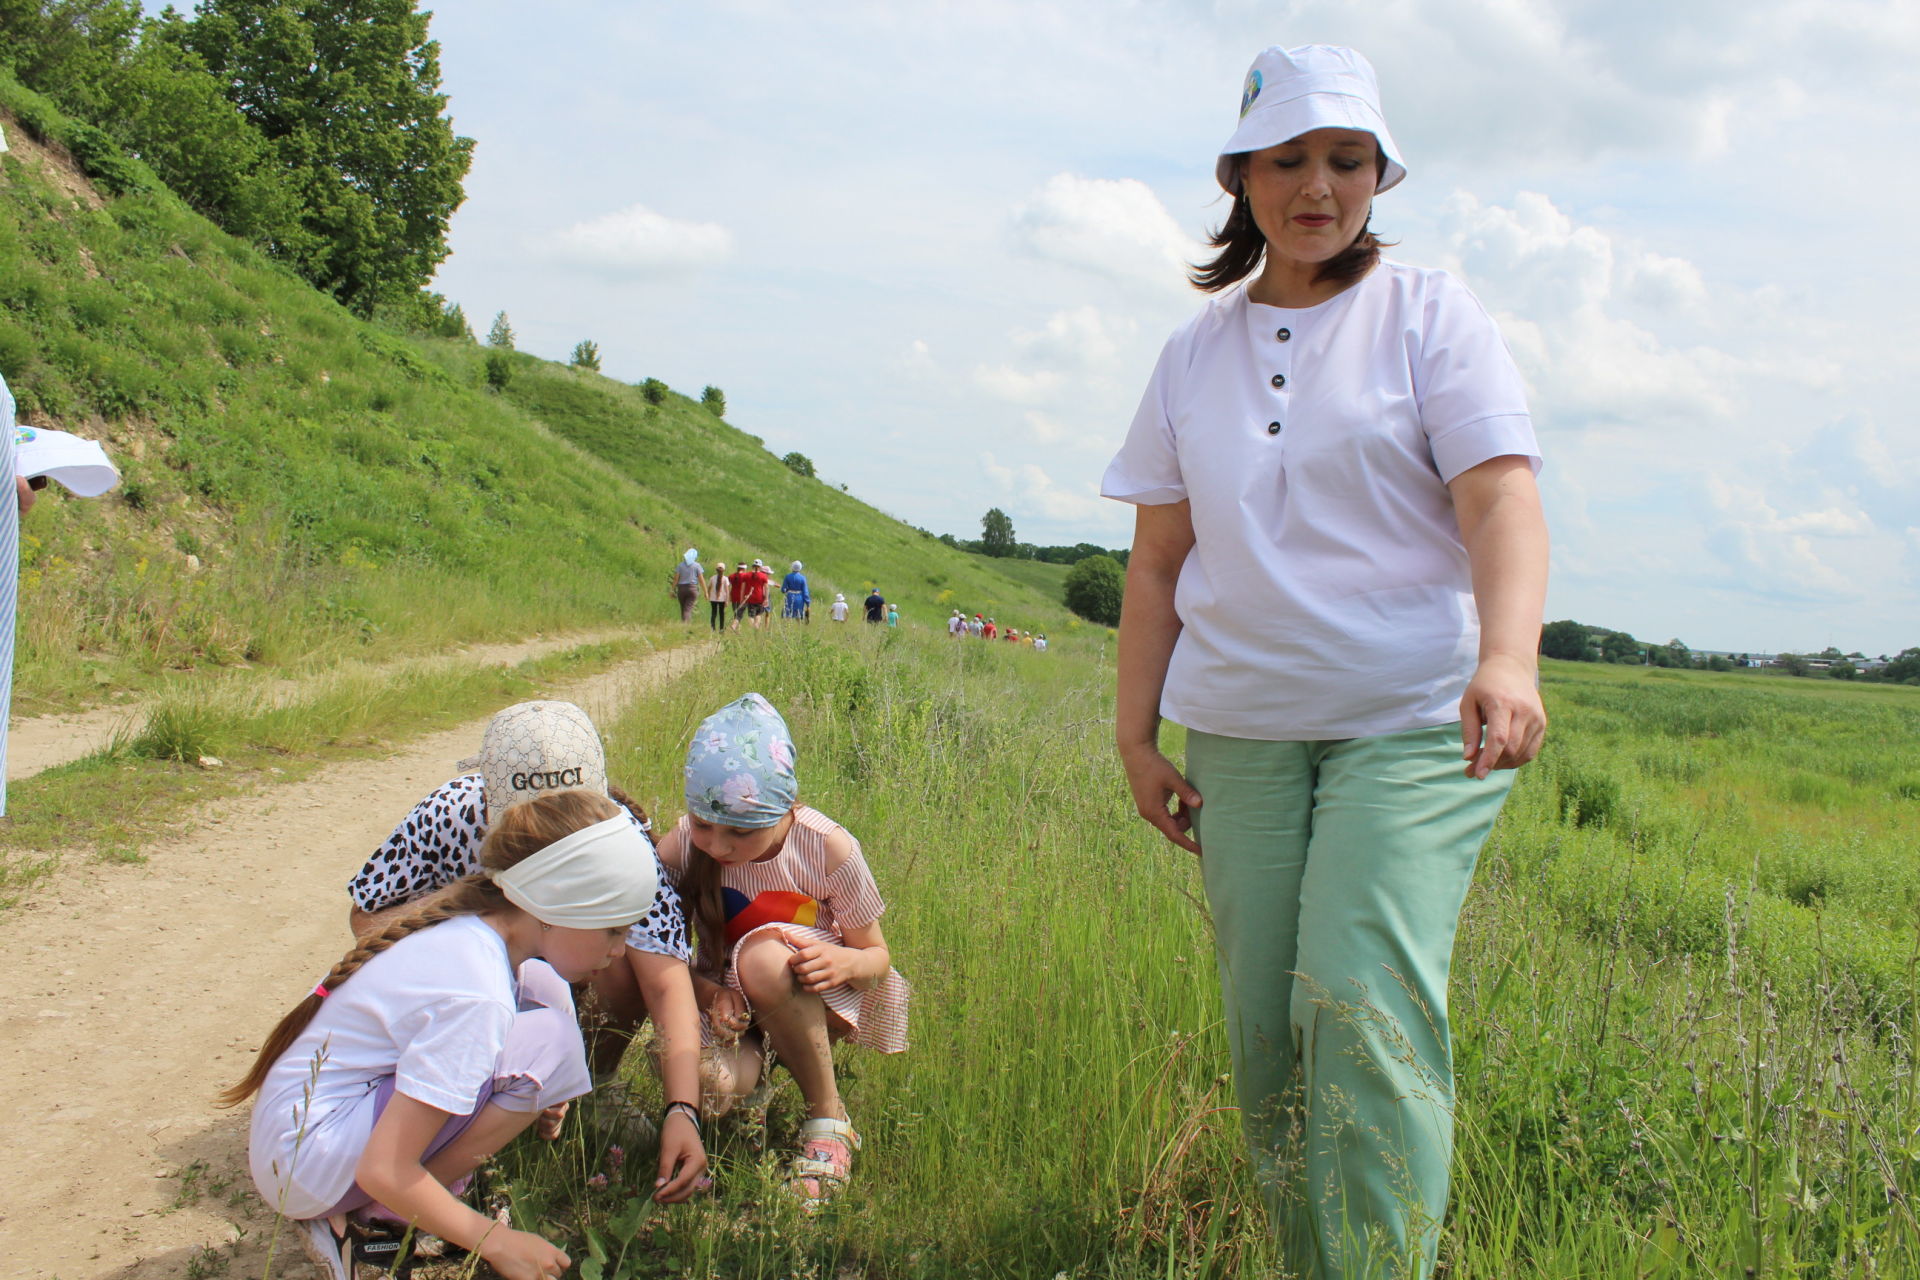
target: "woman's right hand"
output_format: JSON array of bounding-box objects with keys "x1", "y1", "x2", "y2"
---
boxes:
[
  {"x1": 1120, "y1": 743, "x2": 1202, "y2": 855},
  {"x1": 482, "y1": 1227, "x2": 571, "y2": 1280}
]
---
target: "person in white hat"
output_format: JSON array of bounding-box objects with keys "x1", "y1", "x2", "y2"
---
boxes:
[{"x1": 1105, "y1": 44, "x2": 1548, "y2": 1279}]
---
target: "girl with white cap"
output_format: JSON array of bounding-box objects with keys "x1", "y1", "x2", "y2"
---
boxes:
[
  {"x1": 228, "y1": 790, "x2": 673, "y2": 1280},
  {"x1": 345, "y1": 701, "x2": 706, "y2": 1206},
  {"x1": 1106, "y1": 44, "x2": 1548, "y2": 1279}
]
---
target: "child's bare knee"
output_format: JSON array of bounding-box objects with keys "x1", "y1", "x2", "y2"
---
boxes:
[{"x1": 735, "y1": 937, "x2": 795, "y2": 1003}]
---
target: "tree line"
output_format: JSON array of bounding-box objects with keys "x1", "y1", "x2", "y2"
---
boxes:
[
  {"x1": 934, "y1": 506, "x2": 1130, "y2": 568},
  {"x1": 1542, "y1": 620, "x2": 1920, "y2": 684},
  {"x1": 0, "y1": 0, "x2": 471, "y2": 319}
]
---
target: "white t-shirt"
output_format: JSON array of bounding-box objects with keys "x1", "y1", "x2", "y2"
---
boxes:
[
  {"x1": 1102, "y1": 262, "x2": 1541, "y2": 740},
  {"x1": 948, "y1": 614, "x2": 962, "y2": 635},
  {"x1": 1035, "y1": 637, "x2": 1048, "y2": 651},
  {"x1": 830, "y1": 600, "x2": 848, "y2": 621},
  {"x1": 248, "y1": 916, "x2": 526, "y2": 1219}
]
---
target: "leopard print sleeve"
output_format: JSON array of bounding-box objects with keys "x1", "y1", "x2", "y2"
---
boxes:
[
  {"x1": 621, "y1": 809, "x2": 692, "y2": 964},
  {"x1": 346, "y1": 775, "x2": 488, "y2": 912}
]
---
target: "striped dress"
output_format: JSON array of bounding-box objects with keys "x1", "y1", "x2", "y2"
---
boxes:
[{"x1": 665, "y1": 806, "x2": 909, "y2": 1053}]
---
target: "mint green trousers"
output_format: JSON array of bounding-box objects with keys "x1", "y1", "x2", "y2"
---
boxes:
[{"x1": 1185, "y1": 724, "x2": 1512, "y2": 1280}]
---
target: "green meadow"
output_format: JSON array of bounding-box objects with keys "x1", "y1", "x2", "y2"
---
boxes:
[
  {"x1": 8, "y1": 51, "x2": 1920, "y2": 1280},
  {"x1": 455, "y1": 630, "x2": 1920, "y2": 1280}
]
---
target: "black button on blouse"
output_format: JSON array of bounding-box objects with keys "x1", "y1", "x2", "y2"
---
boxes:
[
  {"x1": 1270, "y1": 374, "x2": 1286, "y2": 389},
  {"x1": 1267, "y1": 422, "x2": 1283, "y2": 436},
  {"x1": 1276, "y1": 327, "x2": 1291, "y2": 342}
]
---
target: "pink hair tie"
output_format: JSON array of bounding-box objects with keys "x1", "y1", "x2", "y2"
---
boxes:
[{"x1": 313, "y1": 983, "x2": 330, "y2": 999}]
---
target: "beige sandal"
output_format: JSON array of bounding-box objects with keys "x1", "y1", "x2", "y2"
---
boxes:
[{"x1": 787, "y1": 1116, "x2": 860, "y2": 1211}]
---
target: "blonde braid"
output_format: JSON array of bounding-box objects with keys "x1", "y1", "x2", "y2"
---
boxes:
[{"x1": 218, "y1": 877, "x2": 504, "y2": 1107}]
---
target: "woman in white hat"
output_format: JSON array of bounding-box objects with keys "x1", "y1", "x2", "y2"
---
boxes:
[{"x1": 1106, "y1": 44, "x2": 1547, "y2": 1278}]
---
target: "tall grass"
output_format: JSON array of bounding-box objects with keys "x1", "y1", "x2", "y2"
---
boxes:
[{"x1": 454, "y1": 631, "x2": 1920, "y2": 1279}]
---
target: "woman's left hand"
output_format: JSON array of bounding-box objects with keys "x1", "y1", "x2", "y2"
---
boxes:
[{"x1": 1459, "y1": 654, "x2": 1547, "y2": 779}]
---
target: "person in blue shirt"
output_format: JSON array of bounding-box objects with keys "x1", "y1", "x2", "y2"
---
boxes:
[{"x1": 781, "y1": 561, "x2": 811, "y2": 622}]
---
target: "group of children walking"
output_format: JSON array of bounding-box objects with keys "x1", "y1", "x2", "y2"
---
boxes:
[
  {"x1": 229, "y1": 694, "x2": 907, "y2": 1280},
  {"x1": 678, "y1": 550, "x2": 816, "y2": 631},
  {"x1": 948, "y1": 610, "x2": 1046, "y2": 649}
]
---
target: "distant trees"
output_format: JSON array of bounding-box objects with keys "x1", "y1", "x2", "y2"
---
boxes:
[
  {"x1": 980, "y1": 507, "x2": 1016, "y2": 558},
  {"x1": 569, "y1": 340, "x2": 601, "y2": 372},
  {"x1": 701, "y1": 385, "x2": 726, "y2": 417},
  {"x1": 1884, "y1": 648, "x2": 1920, "y2": 683},
  {"x1": 1540, "y1": 619, "x2": 1591, "y2": 662},
  {"x1": 639, "y1": 378, "x2": 668, "y2": 405},
  {"x1": 782, "y1": 452, "x2": 815, "y2": 478},
  {"x1": 1064, "y1": 555, "x2": 1125, "y2": 626},
  {"x1": 487, "y1": 311, "x2": 514, "y2": 349}
]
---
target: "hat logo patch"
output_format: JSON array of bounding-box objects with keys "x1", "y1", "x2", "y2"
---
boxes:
[
  {"x1": 1240, "y1": 69, "x2": 1263, "y2": 118},
  {"x1": 14, "y1": 425, "x2": 35, "y2": 445}
]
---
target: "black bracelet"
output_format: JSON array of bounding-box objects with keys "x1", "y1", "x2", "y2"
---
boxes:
[{"x1": 662, "y1": 1100, "x2": 703, "y2": 1133}]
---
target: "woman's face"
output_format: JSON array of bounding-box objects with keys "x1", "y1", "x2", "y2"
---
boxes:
[{"x1": 1240, "y1": 128, "x2": 1380, "y2": 272}]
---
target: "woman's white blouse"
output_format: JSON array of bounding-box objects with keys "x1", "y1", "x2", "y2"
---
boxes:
[{"x1": 1102, "y1": 262, "x2": 1541, "y2": 741}]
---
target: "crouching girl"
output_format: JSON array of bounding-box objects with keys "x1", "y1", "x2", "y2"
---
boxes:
[
  {"x1": 660, "y1": 693, "x2": 910, "y2": 1208},
  {"x1": 224, "y1": 790, "x2": 680, "y2": 1280}
]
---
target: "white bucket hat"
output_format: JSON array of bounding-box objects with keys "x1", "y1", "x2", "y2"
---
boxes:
[{"x1": 1215, "y1": 45, "x2": 1406, "y2": 196}]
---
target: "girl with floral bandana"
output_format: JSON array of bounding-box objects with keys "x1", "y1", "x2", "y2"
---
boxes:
[{"x1": 654, "y1": 693, "x2": 908, "y2": 1209}]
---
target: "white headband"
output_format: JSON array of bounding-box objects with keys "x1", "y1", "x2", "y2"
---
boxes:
[{"x1": 490, "y1": 815, "x2": 658, "y2": 928}]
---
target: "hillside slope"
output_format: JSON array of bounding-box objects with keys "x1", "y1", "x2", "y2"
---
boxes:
[{"x1": 0, "y1": 76, "x2": 1077, "y2": 709}]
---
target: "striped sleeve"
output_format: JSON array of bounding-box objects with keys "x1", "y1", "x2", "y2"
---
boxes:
[{"x1": 818, "y1": 837, "x2": 886, "y2": 930}]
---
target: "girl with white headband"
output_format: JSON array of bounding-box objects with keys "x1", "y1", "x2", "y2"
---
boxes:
[
  {"x1": 1107, "y1": 43, "x2": 1548, "y2": 1280},
  {"x1": 226, "y1": 790, "x2": 692, "y2": 1280}
]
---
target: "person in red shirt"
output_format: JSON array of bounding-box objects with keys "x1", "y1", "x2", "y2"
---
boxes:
[
  {"x1": 743, "y1": 559, "x2": 772, "y2": 628},
  {"x1": 984, "y1": 619, "x2": 998, "y2": 640},
  {"x1": 729, "y1": 561, "x2": 752, "y2": 631}
]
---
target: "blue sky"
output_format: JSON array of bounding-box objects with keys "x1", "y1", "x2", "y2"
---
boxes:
[{"x1": 408, "y1": 1, "x2": 1919, "y2": 657}]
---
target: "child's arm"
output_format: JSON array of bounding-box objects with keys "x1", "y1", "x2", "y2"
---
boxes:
[
  {"x1": 784, "y1": 919, "x2": 891, "y2": 994},
  {"x1": 355, "y1": 1093, "x2": 568, "y2": 1280},
  {"x1": 626, "y1": 950, "x2": 710, "y2": 1202}
]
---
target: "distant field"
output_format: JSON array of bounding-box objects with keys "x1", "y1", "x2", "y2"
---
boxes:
[{"x1": 474, "y1": 634, "x2": 1920, "y2": 1279}]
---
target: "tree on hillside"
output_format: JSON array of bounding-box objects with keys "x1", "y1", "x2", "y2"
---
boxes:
[
  {"x1": 701, "y1": 385, "x2": 726, "y2": 417},
  {"x1": 1064, "y1": 554, "x2": 1124, "y2": 626},
  {"x1": 980, "y1": 507, "x2": 1016, "y2": 558},
  {"x1": 782, "y1": 451, "x2": 815, "y2": 478},
  {"x1": 177, "y1": 0, "x2": 474, "y2": 316},
  {"x1": 487, "y1": 311, "x2": 514, "y2": 349},
  {"x1": 1540, "y1": 619, "x2": 1590, "y2": 661},
  {"x1": 569, "y1": 340, "x2": 601, "y2": 372},
  {"x1": 640, "y1": 377, "x2": 668, "y2": 405}
]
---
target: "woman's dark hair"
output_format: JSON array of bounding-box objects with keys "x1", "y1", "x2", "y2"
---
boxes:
[{"x1": 1188, "y1": 153, "x2": 1395, "y2": 294}]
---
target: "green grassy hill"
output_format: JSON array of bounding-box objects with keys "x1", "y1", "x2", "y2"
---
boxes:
[{"x1": 0, "y1": 73, "x2": 1085, "y2": 711}]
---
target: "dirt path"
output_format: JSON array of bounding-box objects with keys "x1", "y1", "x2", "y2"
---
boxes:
[
  {"x1": 5, "y1": 629, "x2": 632, "y2": 783},
  {"x1": 0, "y1": 640, "x2": 709, "y2": 1280}
]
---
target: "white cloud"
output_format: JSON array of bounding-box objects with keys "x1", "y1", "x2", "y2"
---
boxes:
[
  {"x1": 1437, "y1": 190, "x2": 1749, "y2": 429},
  {"x1": 1011, "y1": 174, "x2": 1201, "y2": 292},
  {"x1": 538, "y1": 204, "x2": 732, "y2": 274},
  {"x1": 980, "y1": 451, "x2": 1112, "y2": 525},
  {"x1": 973, "y1": 305, "x2": 1136, "y2": 404}
]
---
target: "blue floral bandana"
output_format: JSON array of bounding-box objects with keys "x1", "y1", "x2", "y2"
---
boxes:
[{"x1": 684, "y1": 693, "x2": 798, "y2": 829}]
